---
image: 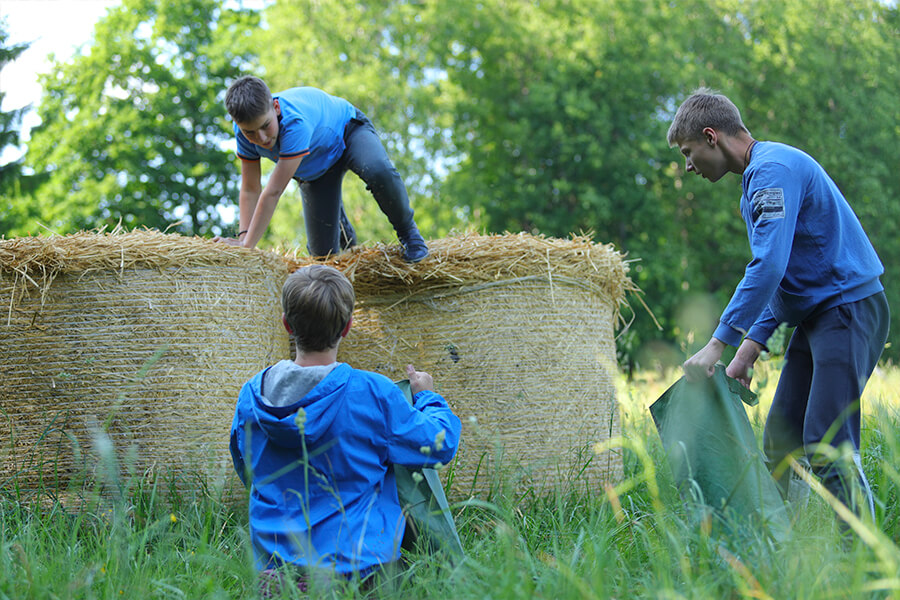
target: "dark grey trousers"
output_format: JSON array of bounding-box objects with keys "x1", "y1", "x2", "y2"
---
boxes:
[
  {"x1": 297, "y1": 110, "x2": 414, "y2": 257},
  {"x1": 764, "y1": 291, "x2": 889, "y2": 515}
]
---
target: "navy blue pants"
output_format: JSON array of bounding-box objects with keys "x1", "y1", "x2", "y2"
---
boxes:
[
  {"x1": 764, "y1": 291, "x2": 889, "y2": 511},
  {"x1": 297, "y1": 111, "x2": 415, "y2": 257}
]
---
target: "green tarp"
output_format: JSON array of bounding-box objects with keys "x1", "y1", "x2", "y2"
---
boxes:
[
  {"x1": 650, "y1": 365, "x2": 791, "y2": 543},
  {"x1": 393, "y1": 379, "x2": 464, "y2": 557}
]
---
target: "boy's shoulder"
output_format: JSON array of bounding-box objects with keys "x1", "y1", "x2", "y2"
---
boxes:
[
  {"x1": 344, "y1": 364, "x2": 397, "y2": 388},
  {"x1": 237, "y1": 365, "x2": 269, "y2": 397},
  {"x1": 274, "y1": 85, "x2": 319, "y2": 99},
  {"x1": 341, "y1": 365, "x2": 410, "y2": 404},
  {"x1": 753, "y1": 141, "x2": 816, "y2": 169},
  {"x1": 273, "y1": 86, "x2": 325, "y2": 112}
]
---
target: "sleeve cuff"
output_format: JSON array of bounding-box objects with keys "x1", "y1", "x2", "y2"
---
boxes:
[
  {"x1": 412, "y1": 389, "x2": 447, "y2": 410},
  {"x1": 280, "y1": 149, "x2": 310, "y2": 160},
  {"x1": 713, "y1": 321, "x2": 744, "y2": 347},
  {"x1": 746, "y1": 324, "x2": 775, "y2": 350}
]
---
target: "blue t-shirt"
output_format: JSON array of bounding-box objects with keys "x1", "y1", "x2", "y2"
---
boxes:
[
  {"x1": 234, "y1": 87, "x2": 356, "y2": 181},
  {"x1": 714, "y1": 141, "x2": 883, "y2": 347}
]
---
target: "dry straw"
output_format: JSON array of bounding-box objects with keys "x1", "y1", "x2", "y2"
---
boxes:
[
  {"x1": 288, "y1": 231, "x2": 637, "y2": 315},
  {"x1": 0, "y1": 229, "x2": 290, "y2": 497},
  {"x1": 300, "y1": 232, "x2": 636, "y2": 498}
]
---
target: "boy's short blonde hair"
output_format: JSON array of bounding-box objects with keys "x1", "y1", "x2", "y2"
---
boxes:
[
  {"x1": 666, "y1": 87, "x2": 750, "y2": 146},
  {"x1": 225, "y1": 76, "x2": 273, "y2": 124},
  {"x1": 282, "y1": 265, "x2": 355, "y2": 353}
]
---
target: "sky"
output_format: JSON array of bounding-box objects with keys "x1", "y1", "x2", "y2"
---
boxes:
[
  {"x1": 1, "y1": 0, "x2": 123, "y2": 162},
  {"x1": 0, "y1": 0, "x2": 271, "y2": 166}
]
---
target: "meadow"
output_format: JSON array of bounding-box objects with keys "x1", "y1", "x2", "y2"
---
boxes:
[{"x1": 2, "y1": 359, "x2": 900, "y2": 599}]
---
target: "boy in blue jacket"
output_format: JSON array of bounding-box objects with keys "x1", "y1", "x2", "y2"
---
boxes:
[
  {"x1": 667, "y1": 88, "x2": 889, "y2": 519},
  {"x1": 218, "y1": 76, "x2": 429, "y2": 262},
  {"x1": 230, "y1": 264, "x2": 460, "y2": 588}
]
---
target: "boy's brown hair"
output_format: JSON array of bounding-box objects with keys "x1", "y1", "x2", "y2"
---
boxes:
[
  {"x1": 666, "y1": 87, "x2": 750, "y2": 146},
  {"x1": 225, "y1": 76, "x2": 273, "y2": 124},
  {"x1": 282, "y1": 265, "x2": 355, "y2": 353}
]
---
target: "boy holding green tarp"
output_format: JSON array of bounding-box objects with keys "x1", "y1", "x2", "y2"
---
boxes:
[
  {"x1": 667, "y1": 88, "x2": 889, "y2": 519},
  {"x1": 229, "y1": 265, "x2": 461, "y2": 594}
]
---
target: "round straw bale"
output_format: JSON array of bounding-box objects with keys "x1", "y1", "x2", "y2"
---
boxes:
[
  {"x1": 0, "y1": 230, "x2": 290, "y2": 498},
  {"x1": 300, "y1": 232, "x2": 634, "y2": 498}
]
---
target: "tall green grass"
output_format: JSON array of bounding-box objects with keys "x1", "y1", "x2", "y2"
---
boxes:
[{"x1": 3, "y1": 363, "x2": 900, "y2": 599}]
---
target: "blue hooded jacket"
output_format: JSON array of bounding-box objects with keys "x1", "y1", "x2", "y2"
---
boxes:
[{"x1": 230, "y1": 362, "x2": 460, "y2": 573}]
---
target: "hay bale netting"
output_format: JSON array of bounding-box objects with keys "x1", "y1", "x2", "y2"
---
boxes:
[
  {"x1": 307, "y1": 232, "x2": 635, "y2": 498},
  {"x1": 0, "y1": 230, "x2": 290, "y2": 497}
]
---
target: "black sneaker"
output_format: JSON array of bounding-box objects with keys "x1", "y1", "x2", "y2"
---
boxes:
[{"x1": 398, "y1": 225, "x2": 429, "y2": 263}]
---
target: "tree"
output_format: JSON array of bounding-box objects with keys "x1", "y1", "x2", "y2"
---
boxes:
[
  {"x1": 256, "y1": 0, "x2": 475, "y2": 247},
  {"x1": 0, "y1": 20, "x2": 48, "y2": 236},
  {"x1": 22, "y1": 0, "x2": 260, "y2": 236},
  {"x1": 0, "y1": 20, "x2": 28, "y2": 178},
  {"x1": 671, "y1": 0, "x2": 900, "y2": 363},
  {"x1": 0, "y1": 21, "x2": 30, "y2": 206},
  {"x1": 404, "y1": 0, "x2": 737, "y2": 368},
  {"x1": 252, "y1": 0, "x2": 900, "y2": 365}
]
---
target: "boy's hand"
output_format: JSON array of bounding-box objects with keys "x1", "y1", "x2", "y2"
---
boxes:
[
  {"x1": 726, "y1": 338, "x2": 764, "y2": 388},
  {"x1": 683, "y1": 337, "x2": 726, "y2": 382},
  {"x1": 211, "y1": 236, "x2": 243, "y2": 247},
  {"x1": 407, "y1": 364, "x2": 434, "y2": 395}
]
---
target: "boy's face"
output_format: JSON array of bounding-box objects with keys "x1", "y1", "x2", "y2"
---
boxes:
[
  {"x1": 678, "y1": 129, "x2": 728, "y2": 183},
  {"x1": 237, "y1": 99, "x2": 281, "y2": 149}
]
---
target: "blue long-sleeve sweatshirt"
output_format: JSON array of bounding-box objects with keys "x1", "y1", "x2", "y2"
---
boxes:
[
  {"x1": 714, "y1": 141, "x2": 883, "y2": 347},
  {"x1": 229, "y1": 362, "x2": 460, "y2": 574}
]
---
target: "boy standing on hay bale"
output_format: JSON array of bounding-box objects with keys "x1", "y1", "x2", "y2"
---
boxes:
[
  {"x1": 668, "y1": 88, "x2": 888, "y2": 521},
  {"x1": 216, "y1": 75, "x2": 429, "y2": 263},
  {"x1": 230, "y1": 264, "x2": 460, "y2": 592}
]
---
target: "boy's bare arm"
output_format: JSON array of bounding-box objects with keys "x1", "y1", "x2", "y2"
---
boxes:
[
  {"x1": 213, "y1": 159, "x2": 262, "y2": 246},
  {"x1": 238, "y1": 158, "x2": 262, "y2": 235},
  {"x1": 240, "y1": 156, "x2": 303, "y2": 249}
]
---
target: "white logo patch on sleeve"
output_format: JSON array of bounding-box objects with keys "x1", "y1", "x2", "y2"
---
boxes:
[{"x1": 751, "y1": 188, "x2": 785, "y2": 221}]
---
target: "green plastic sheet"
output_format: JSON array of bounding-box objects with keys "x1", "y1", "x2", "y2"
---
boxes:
[
  {"x1": 392, "y1": 379, "x2": 464, "y2": 557},
  {"x1": 650, "y1": 365, "x2": 790, "y2": 543}
]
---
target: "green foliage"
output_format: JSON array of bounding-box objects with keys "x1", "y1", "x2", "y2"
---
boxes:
[
  {"x1": 252, "y1": 0, "x2": 899, "y2": 365},
  {"x1": 256, "y1": 0, "x2": 480, "y2": 247},
  {"x1": 20, "y1": 0, "x2": 260, "y2": 236},
  {"x1": 0, "y1": 19, "x2": 45, "y2": 235},
  {"x1": 415, "y1": 0, "x2": 728, "y2": 367},
  {"x1": 713, "y1": 0, "x2": 900, "y2": 362},
  {"x1": 0, "y1": 20, "x2": 28, "y2": 184},
  {"x1": 4, "y1": 365, "x2": 900, "y2": 598},
  {"x1": 0, "y1": 480, "x2": 251, "y2": 598},
  {"x1": 5, "y1": 0, "x2": 898, "y2": 363}
]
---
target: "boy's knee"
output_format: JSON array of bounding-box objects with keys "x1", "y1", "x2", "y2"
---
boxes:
[
  {"x1": 306, "y1": 239, "x2": 341, "y2": 258},
  {"x1": 361, "y1": 160, "x2": 401, "y2": 187}
]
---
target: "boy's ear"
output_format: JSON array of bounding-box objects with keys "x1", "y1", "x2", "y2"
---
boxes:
[
  {"x1": 702, "y1": 126, "x2": 718, "y2": 146},
  {"x1": 282, "y1": 313, "x2": 293, "y2": 334},
  {"x1": 340, "y1": 316, "x2": 353, "y2": 338},
  {"x1": 273, "y1": 98, "x2": 281, "y2": 117}
]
